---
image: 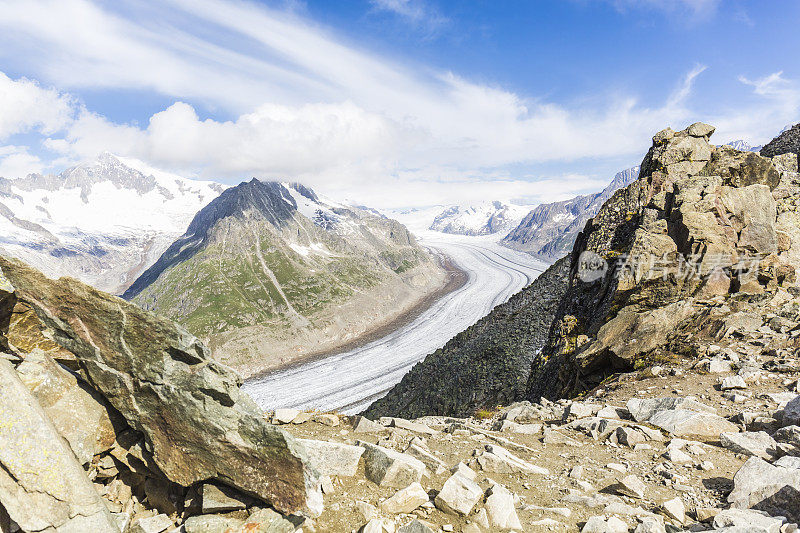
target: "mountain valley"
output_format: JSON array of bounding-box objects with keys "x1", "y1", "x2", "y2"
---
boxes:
[{"x1": 123, "y1": 179, "x2": 449, "y2": 376}]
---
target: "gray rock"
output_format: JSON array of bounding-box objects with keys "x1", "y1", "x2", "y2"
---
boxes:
[
  {"x1": 397, "y1": 520, "x2": 435, "y2": 533},
  {"x1": 434, "y1": 473, "x2": 483, "y2": 516},
  {"x1": 774, "y1": 425, "x2": 800, "y2": 447},
  {"x1": 312, "y1": 413, "x2": 339, "y2": 427},
  {"x1": 647, "y1": 409, "x2": 738, "y2": 440},
  {"x1": 563, "y1": 402, "x2": 602, "y2": 421},
  {"x1": 687, "y1": 122, "x2": 716, "y2": 138},
  {"x1": 774, "y1": 456, "x2": 800, "y2": 469},
  {"x1": 625, "y1": 397, "x2": 716, "y2": 423},
  {"x1": 449, "y1": 462, "x2": 477, "y2": 480},
  {"x1": 0, "y1": 359, "x2": 120, "y2": 533},
  {"x1": 713, "y1": 508, "x2": 785, "y2": 533},
  {"x1": 616, "y1": 426, "x2": 647, "y2": 447},
  {"x1": 0, "y1": 257, "x2": 321, "y2": 516},
  {"x1": 581, "y1": 516, "x2": 627, "y2": 533},
  {"x1": 634, "y1": 517, "x2": 665, "y2": 533},
  {"x1": 616, "y1": 475, "x2": 647, "y2": 499},
  {"x1": 661, "y1": 497, "x2": 685, "y2": 524},
  {"x1": 298, "y1": 439, "x2": 365, "y2": 477},
  {"x1": 720, "y1": 432, "x2": 779, "y2": 460},
  {"x1": 495, "y1": 420, "x2": 542, "y2": 434},
  {"x1": 390, "y1": 418, "x2": 437, "y2": 435},
  {"x1": 241, "y1": 508, "x2": 296, "y2": 532},
  {"x1": 201, "y1": 482, "x2": 251, "y2": 513},
  {"x1": 14, "y1": 348, "x2": 118, "y2": 465},
  {"x1": 702, "y1": 358, "x2": 734, "y2": 373},
  {"x1": 352, "y1": 416, "x2": 385, "y2": 433},
  {"x1": 131, "y1": 514, "x2": 173, "y2": 533},
  {"x1": 473, "y1": 443, "x2": 549, "y2": 474},
  {"x1": 721, "y1": 376, "x2": 748, "y2": 390},
  {"x1": 183, "y1": 515, "x2": 244, "y2": 533},
  {"x1": 357, "y1": 441, "x2": 426, "y2": 488},
  {"x1": 728, "y1": 456, "x2": 800, "y2": 522},
  {"x1": 485, "y1": 483, "x2": 522, "y2": 530},
  {"x1": 404, "y1": 443, "x2": 447, "y2": 475},
  {"x1": 380, "y1": 482, "x2": 429, "y2": 514},
  {"x1": 273, "y1": 408, "x2": 301, "y2": 424},
  {"x1": 783, "y1": 395, "x2": 800, "y2": 426}
]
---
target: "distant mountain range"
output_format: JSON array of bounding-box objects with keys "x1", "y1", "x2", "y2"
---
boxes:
[
  {"x1": 428, "y1": 201, "x2": 530, "y2": 236},
  {"x1": 501, "y1": 166, "x2": 640, "y2": 260},
  {"x1": 124, "y1": 179, "x2": 446, "y2": 375},
  {"x1": 0, "y1": 153, "x2": 224, "y2": 293},
  {"x1": 724, "y1": 139, "x2": 762, "y2": 152}
]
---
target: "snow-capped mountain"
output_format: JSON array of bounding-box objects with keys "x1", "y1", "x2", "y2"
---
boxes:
[
  {"x1": 501, "y1": 166, "x2": 640, "y2": 260},
  {"x1": 724, "y1": 140, "x2": 762, "y2": 152},
  {"x1": 124, "y1": 180, "x2": 445, "y2": 376},
  {"x1": 429, "y1": 201, "x2": 530, "y2": 236},
  {"x1": 0, "y1": 153, "x2": 225, "y2": 294}
]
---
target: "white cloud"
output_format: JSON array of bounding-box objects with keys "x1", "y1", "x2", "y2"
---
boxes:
[
  {"x1": 713, "y1": 72, "x2": 800, "y2": 144},
  {"x1": 369, "y1": 0, "x2": 448, "y2": 33},
  {"x1": 0, "y1": 72, "x2": 74, "y2": 140},
  {"x1": 0, "y1": 1, "x2": 796, "y2": 208},
  {"x1": 607, "y1": 0, "x2": 721, "y2": 19},
  {"x1": 0, "y1": 145, "x2": 45, "y2": 177}
]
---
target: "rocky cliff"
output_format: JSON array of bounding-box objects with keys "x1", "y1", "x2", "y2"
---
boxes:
[
  {"x1": 124, "y1": 180, "x2": 447, "y2": 376},
  {"x1": 368, "y1": 122, "x2": 800, "y2": 418},
  {"x1": 526, "y1": 122, "x2": 799, "y2": 401}
]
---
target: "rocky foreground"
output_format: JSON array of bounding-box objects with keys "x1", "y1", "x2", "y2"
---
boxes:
[{"x1": 268, "y1": 344, "x2": 800, "y2": 533}]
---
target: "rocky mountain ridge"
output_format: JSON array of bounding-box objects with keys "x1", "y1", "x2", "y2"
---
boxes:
[
  {"x1": 0, "y1": 153, "x2": 224, "y2": 294},
  {"x1": 501, "y1": 166, "x2": 640, "y2": 261},
  {"x1": 124, "y1": 179, "x2": 447, "y2": 376}
]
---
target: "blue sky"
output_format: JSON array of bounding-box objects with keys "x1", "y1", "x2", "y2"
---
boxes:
[{"x1": 0, "y1": 0, "x2": 797, "y2": 208}]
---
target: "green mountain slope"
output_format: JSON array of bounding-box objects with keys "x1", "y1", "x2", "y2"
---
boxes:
[{"x1": 124, "y1": 180, "x2": 446, "y2": 375}]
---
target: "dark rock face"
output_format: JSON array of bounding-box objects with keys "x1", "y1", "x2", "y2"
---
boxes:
[
  {"x1": 364, "y1": 257, "x2": 570, "y2": 419},
  {"x1": 0, "y1": 256, "x2": 321, "y2": 516},
  {"x1": 761, "y1": 123, "x2": 800, "y2": 171},
  {"x1": 526, "y1": 123, "x2": 792, "y2": 400}
]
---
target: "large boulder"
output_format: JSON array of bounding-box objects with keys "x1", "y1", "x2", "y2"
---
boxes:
[
  {"x1": 728, "y1": 456, "x2": 800, "y2": 523},
  {"x1": 647, "y1": 409, "x2": 738, "y2": 440},
  {"x1": 0, "y1": 257, "x2": 321, "y2": 516},
  {"x1": 526, "y1": 122, "x2": 789, "y2": 400},
  {"x1": 297, "y1": 439, "x2": 364, "y2": 477},
  {"x1": 0, "y1": 358, "x2": 120, "y2": 533},
  {"x1": 357, "y1": 441, "x2": 427, "y2": 488}
]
